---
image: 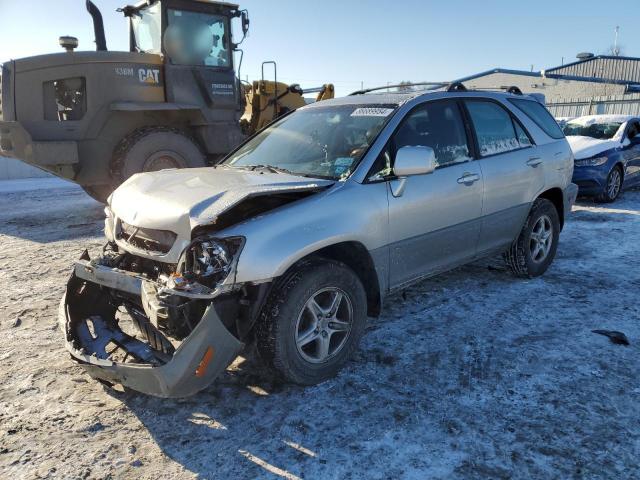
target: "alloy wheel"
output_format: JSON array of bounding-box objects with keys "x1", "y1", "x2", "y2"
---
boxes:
[
  {"x1": 607, "y1": 168, "x2": 622, "y2": 200},
  {"x1": 529, "y1": 214, "x2": 553, "y2": 263},
  {"x1": 295, "y1": 287, "x2": 353, "y2": 363}
]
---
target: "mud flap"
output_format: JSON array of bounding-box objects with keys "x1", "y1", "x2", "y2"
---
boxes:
[{"x1": 59, "y1": 276, "x2": 243, "y2": 398}]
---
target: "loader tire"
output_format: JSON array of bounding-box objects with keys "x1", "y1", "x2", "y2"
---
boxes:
[
  {"x1": 113, "y1": 126, "x2": 207, "y2": 181},
  {"x1": 82, "y1": 185, "x2": 113, "y2": 204},
  {"x1": 503, "y1": 198, "x2": 560, "y2": 278},
  {"x1": 256, "y1": 259, "x2": 367, "y2": 385}
]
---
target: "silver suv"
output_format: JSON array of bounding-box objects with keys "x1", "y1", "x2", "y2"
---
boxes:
[{"x1": 60, "y1": 86, "x2": 578, "y2": 397}]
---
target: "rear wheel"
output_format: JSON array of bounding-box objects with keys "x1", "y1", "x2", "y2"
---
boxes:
[
  {"x1": 113, "y1": 126, "x2": 207, "y2": 181},
  {"x1": 504, "y1": 198, "x2": 560, "y2": 278},
  {"x1": 597, "y1": 165, "x2": 622, "y2": 203},
  {"x1": 256, "y1": 260, "x2": 368, "y2": 385}
]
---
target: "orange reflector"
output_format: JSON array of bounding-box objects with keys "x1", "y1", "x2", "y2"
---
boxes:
[{"x1": 195, "y1": 346, "x2": 214, "y2": 377}]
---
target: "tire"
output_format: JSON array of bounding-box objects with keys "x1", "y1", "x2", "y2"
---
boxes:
[
  {"x1": 81, "y1": 185, "x2": 113, "y2": 204},
  {"x1": 504, "y1": 198, "x2": 560, "y2": 278},
  {"x1": 596, "y1": 165, "x2": 623, "y2": 203},
  {"x1": 256, "y1": 260, "x2": 368, "y2": 385},
  {"x1": 112, "y1": 126, "x2": 207, "y2": 181}
]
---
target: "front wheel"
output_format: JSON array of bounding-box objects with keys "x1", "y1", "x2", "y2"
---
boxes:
[
  {"x1": 256, "y1": 260, "x2": 368, "y2": 385},
  {"x1": 504, "y1": 198, "x2": 560, "y2": 278},
  {"x1": 597, "y1": 165, "x2": 622, "y2": 203}
]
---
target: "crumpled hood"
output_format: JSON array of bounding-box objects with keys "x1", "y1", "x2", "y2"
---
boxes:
[
  {"x1": 566, "y1": 136, "x2": 620, "y2": 160},
  {"x1": 109, "y1": 166, "x2": 334, "y2": 234}
]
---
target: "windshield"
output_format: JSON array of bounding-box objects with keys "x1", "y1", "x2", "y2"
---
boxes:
[
  {"x1": 563, "y1": 121, "x2": 622, "y2": 140},
  {"x1": 131, "y1": 3, "x2": 162, "y2": 54},
  {"x1": 165, "y1": 9, "x2": 230, "y2": 66},
  {"x1": 224, "y1": 105, "x2": 396, "y2": 180}
]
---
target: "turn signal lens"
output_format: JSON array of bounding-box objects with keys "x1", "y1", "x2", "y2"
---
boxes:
[{"x1": 195, "y1": 347, "x2": 214, "y2": 377}]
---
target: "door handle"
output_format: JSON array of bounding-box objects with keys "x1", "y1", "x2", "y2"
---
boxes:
[
  {"x1": 527, "y1": 157, "x2": 543, "y2": 167},
  {"x1": 457, "y1": 173, "x2": 480, "y2": 185}
]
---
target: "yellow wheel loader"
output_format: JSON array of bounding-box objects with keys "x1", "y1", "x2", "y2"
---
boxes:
[{"x1": 0, "y1": 0, "x2": 333, "y2": 202}]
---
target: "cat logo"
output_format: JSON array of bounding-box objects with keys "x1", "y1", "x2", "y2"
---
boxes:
[{"x1": 138, "y1": 68, "x2": 160, "y2": 84}]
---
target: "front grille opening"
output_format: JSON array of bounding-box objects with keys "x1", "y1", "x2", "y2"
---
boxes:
[{"x1": 117, "y1": 220, "x2": 177, "y2": 254}]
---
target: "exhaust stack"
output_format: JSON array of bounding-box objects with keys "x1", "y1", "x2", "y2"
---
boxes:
[{"x1": 86, "y1": 0, "x2": 107, "y2": 51}]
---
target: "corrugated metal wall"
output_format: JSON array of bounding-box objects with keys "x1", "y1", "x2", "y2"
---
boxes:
[
  {"x1": 546, "y1": 92, "x2": 640, "y2": 118},
  {"x1": 0, "y1": 156, "x2": 50, "y2": 180},
  {"x1": 547, "y1": 57, "x2": 640, "y2": 84}
]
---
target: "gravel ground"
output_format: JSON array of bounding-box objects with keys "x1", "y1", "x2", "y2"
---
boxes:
[{"x1": 1, "y1": 178, "x2": 639, "y2": 480}]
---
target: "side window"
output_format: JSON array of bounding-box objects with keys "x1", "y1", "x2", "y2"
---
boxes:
[
  {"x1": 465, "y1": 101, "x2": 520, "y2": 157},
  {"x1": 509, "y1": 98, "x2": 564, "y2": 139},
  {"x1": 392, "y1": 100, "x2": 472, "y2": 168},
  {"x1": 514, "y1": 121, "x2": 533, "y2": 147}
]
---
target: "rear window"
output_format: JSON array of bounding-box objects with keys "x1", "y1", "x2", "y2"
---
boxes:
[{"x1": 509, "y1": 98, "x2": 564, "y2": 139}]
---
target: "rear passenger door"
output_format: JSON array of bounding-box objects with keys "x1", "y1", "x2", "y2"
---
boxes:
[
  {"x1": 464, "y1": 99, "x2": 544, "y2": 255},
  {"x1": 381, "y1": 99, "x2": 484, "y2": 288}
]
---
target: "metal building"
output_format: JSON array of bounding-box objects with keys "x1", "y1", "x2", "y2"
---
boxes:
[{"x1": 455, "y1": 55, "x2": 640, "y2": 118}]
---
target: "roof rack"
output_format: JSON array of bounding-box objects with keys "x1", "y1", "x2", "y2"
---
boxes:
[
  {"x1": 349, "y1": 82, "x2": 526, "y2": 96},
  {"x1": 462, "y1": 85, "x2": 524, "y2": 95},
  {"x1": 349, "y1": 82, "x2": 448, "y2": 95},
  {"x1": 446, "y1": 82, "x2": 467, "y2": 92}
]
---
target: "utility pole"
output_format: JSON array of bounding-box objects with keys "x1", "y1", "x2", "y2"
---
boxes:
[{"x1": 614, "y1": 26, "x2": 620, "y2": 56}]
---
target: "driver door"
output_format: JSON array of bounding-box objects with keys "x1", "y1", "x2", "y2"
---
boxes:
[{"x1": 383, "y1": 100, "x2": 484, "y2": 288}]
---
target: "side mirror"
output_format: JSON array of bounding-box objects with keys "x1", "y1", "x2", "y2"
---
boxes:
[
  {"x1": 241, "y1": 11, "x2": 250, "y2": 36},
  {"x1": 393, "y1": 146, "x2": 436, "y2": 177},
  {"x1": 233, "y1": 10, "x2": 250, "y2": 49}
]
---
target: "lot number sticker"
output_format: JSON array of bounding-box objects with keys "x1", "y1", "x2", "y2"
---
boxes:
[{"x1": 350, "y1": 108, "x2": 395, "y2": 117}]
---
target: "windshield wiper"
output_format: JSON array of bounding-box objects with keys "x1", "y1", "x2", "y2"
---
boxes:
[
  {"x1": 236, "y1": 164, "x2": 336, "y2": 181},
  {"x1": 244, "y1": 164, "x2": 296, "y2": 175}
]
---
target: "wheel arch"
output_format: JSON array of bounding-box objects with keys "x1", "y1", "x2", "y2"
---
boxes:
[
  {"x1": 613, "y1": 161, "x2": 625, "y2": 182},
  {"x1": 76, "y1": 110, "x2": 204, "y2": 185},
  {"x1": 278, "y1": 241, "x2": 383, "y2": 318},
  {"x1": 538, "y1": 187, "x2": 565, "y2": 229}
]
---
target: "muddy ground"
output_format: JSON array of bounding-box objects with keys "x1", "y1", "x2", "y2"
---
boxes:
[{"x1": 1, "y1": 178, "x2": 639, "y2": 479}]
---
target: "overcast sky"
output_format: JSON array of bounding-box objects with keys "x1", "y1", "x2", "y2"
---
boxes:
[{"x1": 0, "y1": 0, "x2": 637, "y2": 96}]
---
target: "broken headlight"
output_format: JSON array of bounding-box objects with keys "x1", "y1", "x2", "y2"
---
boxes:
[{"x1": 179, "y1": 237, "x2": 244, "y2": 289}]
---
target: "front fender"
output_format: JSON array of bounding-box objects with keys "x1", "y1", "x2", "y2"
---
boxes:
[{"x1": 223, "y1": 180, "x2": 389, "y2": 284}]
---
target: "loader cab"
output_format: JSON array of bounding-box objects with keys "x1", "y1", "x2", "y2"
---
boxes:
[
  {"x1": 122, "y1": 0, "x2": 248, "y2": 146},
  {"x1": 127, "y1": 0, "x2": 239, "y2": 70}
]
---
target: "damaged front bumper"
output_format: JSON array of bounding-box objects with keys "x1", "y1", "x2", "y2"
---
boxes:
[{"x1": 59, "y1": 258, "x2": 244, "y2": 398}]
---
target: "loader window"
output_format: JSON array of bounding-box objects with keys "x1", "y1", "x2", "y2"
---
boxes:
[
  {"x1": 165, "y1": 9, "x2": 230, "y2": 67},
  {"x1": 131, "y1": 2, "x2": 162, "y2": 54},
  {"x1": 43, "y1": 77, "x2": 86, "y2": 121}
]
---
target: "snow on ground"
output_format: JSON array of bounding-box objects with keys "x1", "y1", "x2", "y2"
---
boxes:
[{"x1": 1, "y1": 179, "x2": 640, "y2": 479}]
